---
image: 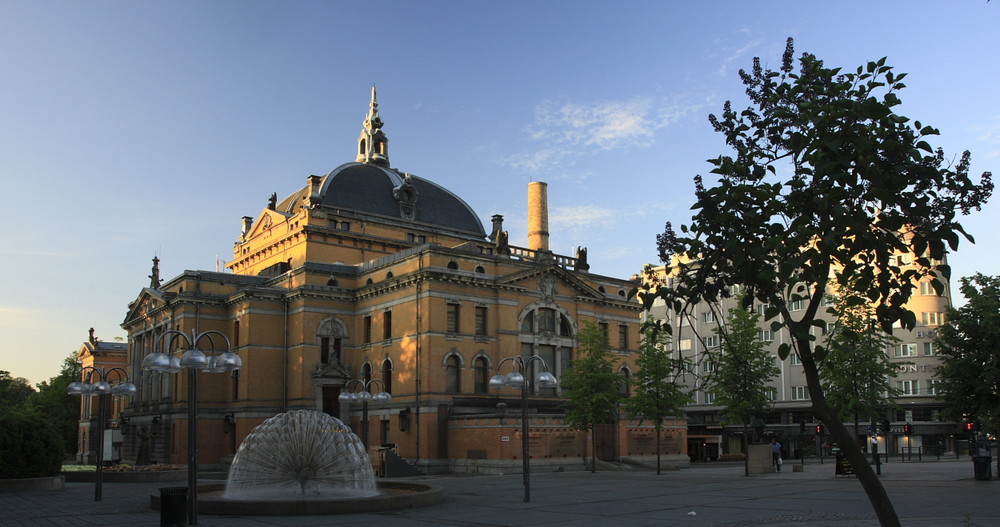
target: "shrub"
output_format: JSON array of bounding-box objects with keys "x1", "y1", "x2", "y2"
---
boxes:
[{"x1": 0, "y1": 411, "x2": 64, "y2": 478}]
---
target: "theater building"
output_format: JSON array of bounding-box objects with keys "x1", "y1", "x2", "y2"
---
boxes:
[{"x1": 119, "y1": 90, "x2": 687, "y2": 474}]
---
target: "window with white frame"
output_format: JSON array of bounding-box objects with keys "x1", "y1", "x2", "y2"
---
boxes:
[
  {"x1": 756, "y1": 303, "x2": 769, "y2": 315},
  {"x1": 792, "y1": 386, "x2": 809, "y2": 400},
  {"x1": 790, "y1": 353, "x2": 801, "y2": 366},
  {"x1": 704, "y1": 391, "x2": 717, "y2": 404},
  {"x1": 897, "y1": 379, "x2": 919, "y2": 396},
  {"x1": 920, "y1": 282, "x2": 939, "y2": 296},
  {"x1": 788, "y1": 299, "x2": 806, "y2": 311},
  {"x1": 701, "y1": 311, "x2": 716, "y2": 323},
  {"x1": 703, "y1": 335, "x2": 719, "y2": 348},
  {"x1": 894, "y1": 343, "x2": 918, "y2": 357},
  {"x1": 927, "y1": 379, "x2": 940, "y2": 395},
  {"x1": 679, "y1": 338, "x2": 693, "y2": 351},
  {"x1": 702, "y1": 361, "x2": 718, "y2": 373},
  {"x1": 758, "y1": 329, "x2": 774, "y2": 342},
  {"x1": 922, "y1": 342, "x2": 935, "y2": 356},
  {"x1": 766, "y1": 387, "x2": 778, "y2": 401}
]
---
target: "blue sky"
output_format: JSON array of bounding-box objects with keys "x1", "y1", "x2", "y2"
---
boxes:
[{"x1": 2, "y1": 1, "x2": 997, "y2": 386}]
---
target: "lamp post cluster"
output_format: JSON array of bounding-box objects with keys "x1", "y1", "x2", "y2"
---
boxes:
[
  {"x1": 141, "y1": 329, "x2": 242, "y2": 526},
  {"x1": 339, "y1": 379, "x2": 391, "y2": 449},
  {"x1": 489, "y1": 355, "x2": 557, "y2": 502},
  {"x1": 67, "y1": 366, "x2": 136, "y2": 502}
]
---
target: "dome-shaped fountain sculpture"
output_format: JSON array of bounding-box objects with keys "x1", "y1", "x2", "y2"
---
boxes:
[{"x1": 224, "y1": 410, "x2": 377, "y2": 500}]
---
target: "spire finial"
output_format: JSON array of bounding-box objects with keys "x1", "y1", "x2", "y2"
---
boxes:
[{"x1": 356, "y1": 86, "x2": 389, "y2": 166}]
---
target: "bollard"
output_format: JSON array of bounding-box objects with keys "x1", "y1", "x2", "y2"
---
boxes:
[{"x1": 159, "y1": 487, "x2": 188, "y2": 527}]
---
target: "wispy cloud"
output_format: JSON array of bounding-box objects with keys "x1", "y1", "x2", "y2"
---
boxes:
[
  {"x1": 508, "y1": 96, "x2": 700, "y2": 173},
  {"x1": 716, "y1": 38, "x2": 764, "y2": 77},
  {"x1": 971, "y1": 114, "x2": 1000, "y2": 159},
  {"x1": 550, "y1": 204, "x2": 617, "y2": 230}
]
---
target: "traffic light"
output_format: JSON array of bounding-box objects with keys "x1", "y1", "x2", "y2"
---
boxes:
[
  {"x1": 965, "y1": 422, "x2": 975, "y2": 432},
  {"x1": 816, "y1": 424, "x2": 824, "y2": 435},
  {"x1": 903, "y1": 423, "x2": 912, "y2": 436}
]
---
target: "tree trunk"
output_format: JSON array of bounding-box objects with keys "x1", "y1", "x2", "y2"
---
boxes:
[
  {"x1": 799, "y1": 340, "x2": 900, "y2": 527},
  {"x1": 655, "y1": 422, "x2": 662, "y2": 475},
  {"x1": 590, "y1": 427, "x2": 597, "y2": 473}
]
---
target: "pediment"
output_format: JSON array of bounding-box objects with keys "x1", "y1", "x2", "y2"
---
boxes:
[
  {"x1": 245, "y1": 209, "x2": 293, "y2": 240},
  {"x1": 313, "y1": 362, "x2": 352, "y2": 380},
  {"x1": 497, "y1": 264, "x2": 604, "y2": 300},
  {"x1": 123, "y1": 287, "x2": 171, "y2": 327}
]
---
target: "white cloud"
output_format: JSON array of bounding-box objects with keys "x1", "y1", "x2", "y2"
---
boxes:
[
  {"x1": 509, "y1": 95, "x2": 701, "y2": 173},
  {"x1": 550, "y1": 204, "x2": 617, "y2": 230}
]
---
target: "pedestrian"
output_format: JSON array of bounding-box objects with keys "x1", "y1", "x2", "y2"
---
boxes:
[{"x1": 771, "y1": 438, "x2": 782, "y2": 471}]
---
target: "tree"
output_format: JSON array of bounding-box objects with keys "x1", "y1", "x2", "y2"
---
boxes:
[
  {"x1": 648, "y1": 38, "x2": 992, "y2": 527},
  {"x1": 704, "y1": 297, "x2": 780, "y2": 476},
  {"x1": 821, "y1": 287, "x2": 900, "y2": 439},
  {"x1": 0, "y1": 371, "x2": 35, "y2": 416},
  {"x1": 27, "y1": 352, "x2": 83, "y2": 455},
  {"x1": 560, "y1": 321, "x2": 621, "y2": 473},
  {"x1": 623, "y1": 320, "x2": 693, "y2": 474},
  {"x1": 935, "y1": 274, "x2": 1000, "y2": 435},
  {"x1": 707, "y1": 297, "x2": 779, "y2": 429}
]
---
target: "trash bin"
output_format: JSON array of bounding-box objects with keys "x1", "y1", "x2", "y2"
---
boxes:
[
  {"x1": 973, "y1": 456, "x2": 992, "y2": 481},
  {"x1": 159, "y1": 486, "x2": 188, "y2": 527}
]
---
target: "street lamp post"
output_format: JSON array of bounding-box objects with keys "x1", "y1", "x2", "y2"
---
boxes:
[
  {"x1": 67, "y1": 366, "x2": 136, "y2": 502},
  {"x1": 339, "y1": 379, "x2": 391, "y2": 449},
  {"x1": 489, "y1": 355, "x2": 558, "y2": 503},
  {"x1": 142, "y1": 329, "x2": 242, "y2": 526}
]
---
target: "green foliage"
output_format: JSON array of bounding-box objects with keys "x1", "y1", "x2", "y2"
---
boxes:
[
  {"x1": 26, "y1": 353, "x2": 83, "y2": 455},
  {"x1": 0, "y1": 411, "x2": 64, "y2": 478},
  {"x1": 935, "y1": 274, "x2": 1000, "y2": 434},
  {"x1": 820, "y1": 288, "x2": 900, "y2": 422},
  {"x1": 561, "y1": 322, "x2": 622, "y2": 431},
  {"x1": 0, "y1": 371, "x2": 36, "y2": 415},
  {"x1": 705, "y1": 298, "x2": 780, "y2": 426},
  {"x1": 623, "y1": 320, "x2": 693, "y2": 426}
]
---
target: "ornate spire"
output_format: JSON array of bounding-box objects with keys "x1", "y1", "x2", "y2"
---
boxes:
[{"x1": 356, "y1": 86, "x2": 389, "y2": 166}]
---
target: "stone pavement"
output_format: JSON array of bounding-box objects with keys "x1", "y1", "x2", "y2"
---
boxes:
[{"x1": 1, "y1": 457, "x2": 996, "y2": 526}]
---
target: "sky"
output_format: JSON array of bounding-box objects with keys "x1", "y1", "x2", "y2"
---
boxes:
[{"x1": 2, "y1": 1, "x2": 997, "y2": 386}]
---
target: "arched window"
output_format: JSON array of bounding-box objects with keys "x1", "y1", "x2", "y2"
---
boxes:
[
  {"x1": 447, "y1": 261, "x2": 459, "y2": 270},
  {"x1": 446, "y1": 355, "x2": 461, "y2": 393},
  {"x1": 619, "y1": 367, "x2": 631, "y2": 397},
  {"x1": 362, "y1": 363, "x2": 372, "y2": 389},
  {"x1": 386, "y1": 271, "x2": 394, "y2": 279},
  {"x1": 473, "y1": 356, "x2": 489, "y2": 394},
  {"x1": 381, "y1": 359, "x2": 393, "y2": 394},
  {"x1": 474, "y1": 265, "x2": 485, "y2": 274}
]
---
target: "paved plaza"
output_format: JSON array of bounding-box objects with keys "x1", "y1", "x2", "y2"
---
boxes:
[{"x1": 1, "y1": 457, "x2": 996, "y2": 526}]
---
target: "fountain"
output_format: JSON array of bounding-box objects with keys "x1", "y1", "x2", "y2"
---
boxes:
[
  {"x1": 224, "y1": 410, "x2": 377, "y2": 499},
  {"x1": 153, "y1": 410, "x2": 442, "y2": 516}
]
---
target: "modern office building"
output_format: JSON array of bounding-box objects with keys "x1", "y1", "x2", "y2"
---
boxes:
[{"x1": 642, "y1": 259, "x2": 956, "y2": 462}]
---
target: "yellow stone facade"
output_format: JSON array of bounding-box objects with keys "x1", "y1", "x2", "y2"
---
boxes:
[{"x1": 119, "y1": 91, "x2": 687, "y2": 473}]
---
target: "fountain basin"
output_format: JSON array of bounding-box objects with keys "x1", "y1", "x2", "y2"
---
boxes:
[{"x1": 151, "y1": 480, "x2": 444, "y2": 515}]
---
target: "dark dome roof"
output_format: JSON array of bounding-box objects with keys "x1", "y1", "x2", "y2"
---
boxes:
[{"x1": 277, "y1": 163, "x2": 486, "y2": 237}]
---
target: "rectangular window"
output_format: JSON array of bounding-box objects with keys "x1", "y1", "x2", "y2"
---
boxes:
[
  {"x1": 383, "y1": 311, "x2": 392, "y2": 340},
  {"x1": 679, "y1": 338, "x2": 692, "y2": 351},
  {"x1": 447, "y1": 303, "x2": 460, "y2": 333},
  {"x1": 894, "y1": 343, "x2": 918, "y2": 357},
  {"x1": 923, "y1": 342, "x2": 935, "y2": 356},
  {"x1": 475, "y1": 306, "x2": 487, "y2": 336},
  {"x1": 758, "y1": 329, "x2": 774, "y2": 342},
  {"x1": 677, "y1": 315, "x2": 690, "y2": 327},
  {"x1": 920, "y1": 282, "x2": 936, "y2": 296},
  {"x1": 683, "y1": 361, "x2": 695, "y2": 373},
  {"x1": 788, "y1": 299, "x2": 806, "y2": 311},
  {"x1": 704, "y1": 392, "x2": 716, "y2": 404},
  {"x1": 618, "y1": 324, "x2": 628, "y2": 350},
  {"x1": 702, "y1": 361, "x2": 718, "y2": 373},
  {"x1": 790, "y1": 353, "x2": 800, "y2": 366},
  {"x1": 598, "y1": 321, "x2": 609, "y2": 339},
  {"x1": 539, "y1": 309, "x2": 556, "y2": 333},
  {"x1": 921, "y1": 312, "x2": 945, "y2": 325},
  {"x1": 766, "y1": 387, "x2": 778, "y2": 401},
  {"x1": 756, "y1": 303, "x2": 769, "y2": 315},
  {"x1": 926, "y1": 379, "x2": 940, "y2": 395},
  {"x1": 792, "y1": 386, "x2": 810, "y2": 400},
  {"x1": 703, "y1": 335, "x2": 719, "y2": 348},
  {"x1": 340, "y1": 221, "x2": 351, "y2": 231},
  {"x1": 701, "y1": 311, "x2": 716, "y2": 323},
  {"x1": 363, "y1": 315, "x2": 372, "y2": 343},
  {"x1": 897, "y1": 380, "x2": 919, "y2": 396}
]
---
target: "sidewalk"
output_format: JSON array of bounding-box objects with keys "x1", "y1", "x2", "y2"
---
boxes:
[{"x1": 1, "y1": 457, "x2": 996, "y2": 526}]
